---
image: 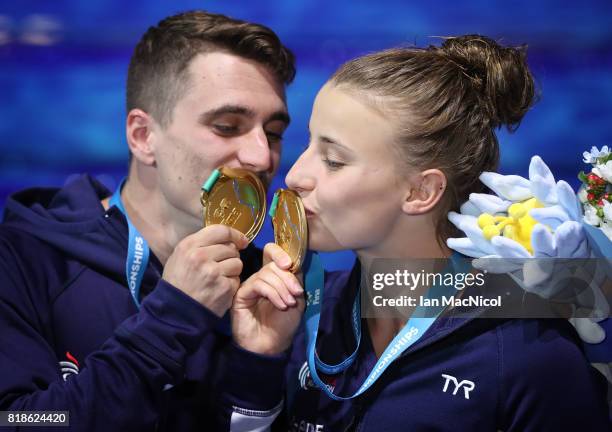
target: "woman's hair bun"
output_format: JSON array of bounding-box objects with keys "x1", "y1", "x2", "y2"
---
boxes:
[{"x1": 440, "y1": 34, "x2": 536, "y2": 131}]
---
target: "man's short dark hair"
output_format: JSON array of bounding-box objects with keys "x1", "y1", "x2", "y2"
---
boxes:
[{"x1": 126, "y1": 10, "x2": 296, "y2": 127}]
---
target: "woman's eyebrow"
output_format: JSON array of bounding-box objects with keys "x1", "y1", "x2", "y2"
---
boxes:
[{"x1": 319, "y1": 134, "x2": 353, "y2": 154}]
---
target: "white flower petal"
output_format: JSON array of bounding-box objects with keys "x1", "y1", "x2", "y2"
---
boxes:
[
  {"x1": 595, "y1": 161, "x2": 612, "y2": 183},
  {"x1": 600, "y1": 221, "x2": 612, "y2": 241},
  {"x1": 446, "y1": 237, "x2": 487, "y2": 258},
  {"x1": 531, "y1": 224, "x2": 556, "y2": 257},
  {"x1": 592, "y1": 166, "x2": 603, "y2": 178},
  {"x1": 472, "y1": 255, "x2": 523, "y2": 273},
  {"x1": 569, "y1": 318, "x2": 606, "y2": 344},
  {"x1": 448, "y1": 211, "x2": 497, "y2": 256},
  {"x1": 458, "y1": 218, "x2": 497, "y2": 255},
  {"x1": 603, "y1": 201, "x2": 612, "y2": 221},
  {"x1": 522, "y1": 259, "x2": 556, "y2": 293},
  {"x1": 577, "y1": 186, "x2": 588, "y2": 204},
  {"x1": 556, "y1": 181, "x2": 581, "y2": 222},
  {"x1": 583, "y1": 204, "x2": 602, "y2": 226},
  {"x1": 468, "y1": 193, "x2": 511, "y2": 214},
  {"x1": 554, "y1": 221, "x2": 589, "y2": 258},
  {"x1": 490, "y1": 235, "x2": 532, "y2": 258},
  {"x1": 529, "y1": 205, "x2": 571, "y2": 230},
  {"x1": 530, "y1": 174, "x2": 558, "y2": 206},
  {"x1": 459, "y1": 200, "x2": 480, "y2": 217},
  {"x1": 583, "y1": 146, "x2": 610, "y2": 164},
  {"x1": 479, "y1": 172, "x2": 533, "y2": 201},
  {"x1": 528, "y1": 156, "x2": 557, "y2": 205},
  {"x1": 583, "y1": 150, "x2": 596, "y2": 164},
  {"x1": 448, "y1": 211, "x2": 476, "y2": 230}
]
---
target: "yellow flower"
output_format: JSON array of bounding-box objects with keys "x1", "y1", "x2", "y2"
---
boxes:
[{"x1": 477, "y1": 197, "x2": 544, "y2": 254}]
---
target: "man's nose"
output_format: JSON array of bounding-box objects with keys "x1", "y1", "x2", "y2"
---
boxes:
[{"x1": 236, "y1": 128, "x2": 271, "y2": 173}]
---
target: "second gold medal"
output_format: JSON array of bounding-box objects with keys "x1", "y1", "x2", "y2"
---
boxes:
[{"x1": 269, "y1": 189, "x2": 308, "y2": 273}]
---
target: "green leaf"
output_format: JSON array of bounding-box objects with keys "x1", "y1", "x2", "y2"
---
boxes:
[{"x1": 598, "y1": 153, "x2": 612, "y2": 164}]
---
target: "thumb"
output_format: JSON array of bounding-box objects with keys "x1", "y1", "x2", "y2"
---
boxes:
[{"x1": 263, "y1": 242, "x2": 292, "y2": 269}]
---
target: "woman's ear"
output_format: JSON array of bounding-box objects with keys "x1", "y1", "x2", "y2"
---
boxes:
[
  {"x1": 402, "y1": 169, "x2": 447, "y2": 215},
  {"x1": 126, "y1": 108, "x2": 156, "y2": 166}
]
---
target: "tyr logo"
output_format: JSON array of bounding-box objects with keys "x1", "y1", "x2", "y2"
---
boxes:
[{"x1": 441, "y1": 374, "x2": 475, "y2": 400}]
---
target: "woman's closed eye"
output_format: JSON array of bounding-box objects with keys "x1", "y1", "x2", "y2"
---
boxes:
[{"x1": 322, "y1": 158, "x2": 346, "y2": 170}]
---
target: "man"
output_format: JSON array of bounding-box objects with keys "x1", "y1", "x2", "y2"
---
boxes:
[{"x1": 0, "y1": 10, "x2": 298, "y2": 430}]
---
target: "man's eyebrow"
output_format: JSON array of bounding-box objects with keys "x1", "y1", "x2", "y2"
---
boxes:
[
  {"x1": 198, "y1": 105, "x2": 255, "y2": 122},
  {"x1": 267, "y1": 111, "x2": 291, "y2": 126},
  {"x1": 198, "y1": 104, "x2": 290, "y2": 126}
]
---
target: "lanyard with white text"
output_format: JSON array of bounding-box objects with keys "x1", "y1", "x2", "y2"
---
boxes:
[
  {"x1": 304, "y1": 252, "x2": 461, "y2": 401},
  {"x1": 313, "y1": 279, "x2": 361, "y2": 375},
  {"x1": 109, "y1": 179, "x2": 150, "y2": 309}
]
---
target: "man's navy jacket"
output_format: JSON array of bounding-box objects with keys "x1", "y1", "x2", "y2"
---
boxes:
[{"x1": 0, "y1": 175, "x2": 285, "y2": 431}]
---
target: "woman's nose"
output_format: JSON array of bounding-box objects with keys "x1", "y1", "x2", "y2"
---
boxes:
[{"x1": 286, "y1": 151, "x2": 316, "y2": 193}]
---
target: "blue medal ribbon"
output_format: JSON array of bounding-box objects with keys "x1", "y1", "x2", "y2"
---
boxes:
[
  {"x1": 303, "y1": 252, "x2": 463, "y2": 400},
  {"x1": 109, "y1": 179, "x2": 150, "y2": 309}
]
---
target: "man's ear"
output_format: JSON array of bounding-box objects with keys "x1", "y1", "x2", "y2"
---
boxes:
[
  {"x1": 402, "y1": 169, "x2": 447, "y2": 215},
  {"x1": 126, "y1": 108, "x2": 156, "y2": 166}
]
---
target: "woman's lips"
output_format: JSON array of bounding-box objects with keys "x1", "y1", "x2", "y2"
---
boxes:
[{"x1": 304, "y1": 207, "x2": 316, "y2": 218}]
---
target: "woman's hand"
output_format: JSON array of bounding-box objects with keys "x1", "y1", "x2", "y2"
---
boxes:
[{"x1": 231, "y1": 243, "x2": 305, "y2": 355}]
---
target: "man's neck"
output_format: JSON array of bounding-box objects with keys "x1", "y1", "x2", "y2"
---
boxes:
[
  {"x1": 121, "y1": 179, "x2": 175, "y2": 265},
  {"x1": 106, "y1": 171, "x2": 199, "y2": 266}
]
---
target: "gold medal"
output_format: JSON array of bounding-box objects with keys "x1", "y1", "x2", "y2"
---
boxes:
[
  {"x1": 200, "y1": 167, "x2": 266, "y2": 242},
  {"x1": 269, "y1": 189, "x2": 308, "y2": 273}
]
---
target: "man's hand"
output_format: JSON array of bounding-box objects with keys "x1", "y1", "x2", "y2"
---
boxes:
[
  {"x1": 162, "y1": 225, "x2": 248, "y2": 317},
  {"x1": 232, "y1": 243, "x2": 305, "y2": 355}
]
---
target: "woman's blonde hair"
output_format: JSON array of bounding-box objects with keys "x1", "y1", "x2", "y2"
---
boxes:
[{"x1": 330, "y1": 35, "x2": 537, "y2": 247}]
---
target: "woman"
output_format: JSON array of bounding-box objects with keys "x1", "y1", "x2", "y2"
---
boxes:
[{"x1": 234, "y1": 35, "x2": 610, "y2": 431}]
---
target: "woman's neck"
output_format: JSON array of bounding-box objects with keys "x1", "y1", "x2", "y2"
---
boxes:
[
  {"x1": 366, "y1": 317, "x2": 406, "y2": 358},
  {"x1": 357, "y1": 225, "x2": 451, "y2": 358}
]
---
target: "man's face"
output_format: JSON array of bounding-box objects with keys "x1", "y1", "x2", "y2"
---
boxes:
[{"x1": 150, "y1": 51, "x2": 289, "y2": 232}]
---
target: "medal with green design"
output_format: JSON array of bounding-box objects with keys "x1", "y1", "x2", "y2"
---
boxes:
[{"x1": 200, "y1": 167, "x2": 266, "y2": 242}]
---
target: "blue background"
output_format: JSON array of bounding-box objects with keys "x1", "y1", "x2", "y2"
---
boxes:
[{"x1": 1, "y1": 1, "x2": 611, "y2": 269}]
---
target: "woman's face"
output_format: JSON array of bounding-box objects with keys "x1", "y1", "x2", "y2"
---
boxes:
[{"x1": 286, "y1": 83, "x2": 411, "y2": 253}]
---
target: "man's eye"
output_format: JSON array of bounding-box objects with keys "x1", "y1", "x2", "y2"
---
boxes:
[
  {"x1": 266, "y1": 132, "x2": 284, "y2": 144},
  {"x1": 213, "y1": 124, "x2": 238, "y2": 134}
]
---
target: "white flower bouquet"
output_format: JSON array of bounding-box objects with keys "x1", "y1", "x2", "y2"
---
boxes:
[
  {"x1": 580, "y1": 146, "x2": 612, "y2": 241},
  {"x1": 446, "y1": 154, "x2": 611, "y2": 346}
]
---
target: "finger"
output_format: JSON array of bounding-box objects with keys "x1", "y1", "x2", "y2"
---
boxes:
[
  {"x1": 251, "y1": 279, "x2": 289, "y2": 310},
  {"x1": 192, "y1": 244, "x2": 240, "y2": 263},
  {"x1": 263, "y1": 242, "x2": 292, "y2": 269},
  {"x1": 268, "y1": 262, "x2": 304, "y2": 297},
  {"x1": 257, "y1": 266, "x2": 297, "y2": 306},
  {"x1": 218, "y1": 257, "x2": 244, "y2": 278},
  {"x1": 187, "y1": 225, "x2": 249, "y2": 249},
  {"x1": 228, "y1": 276, "x2": 241, "y2": 297}
]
